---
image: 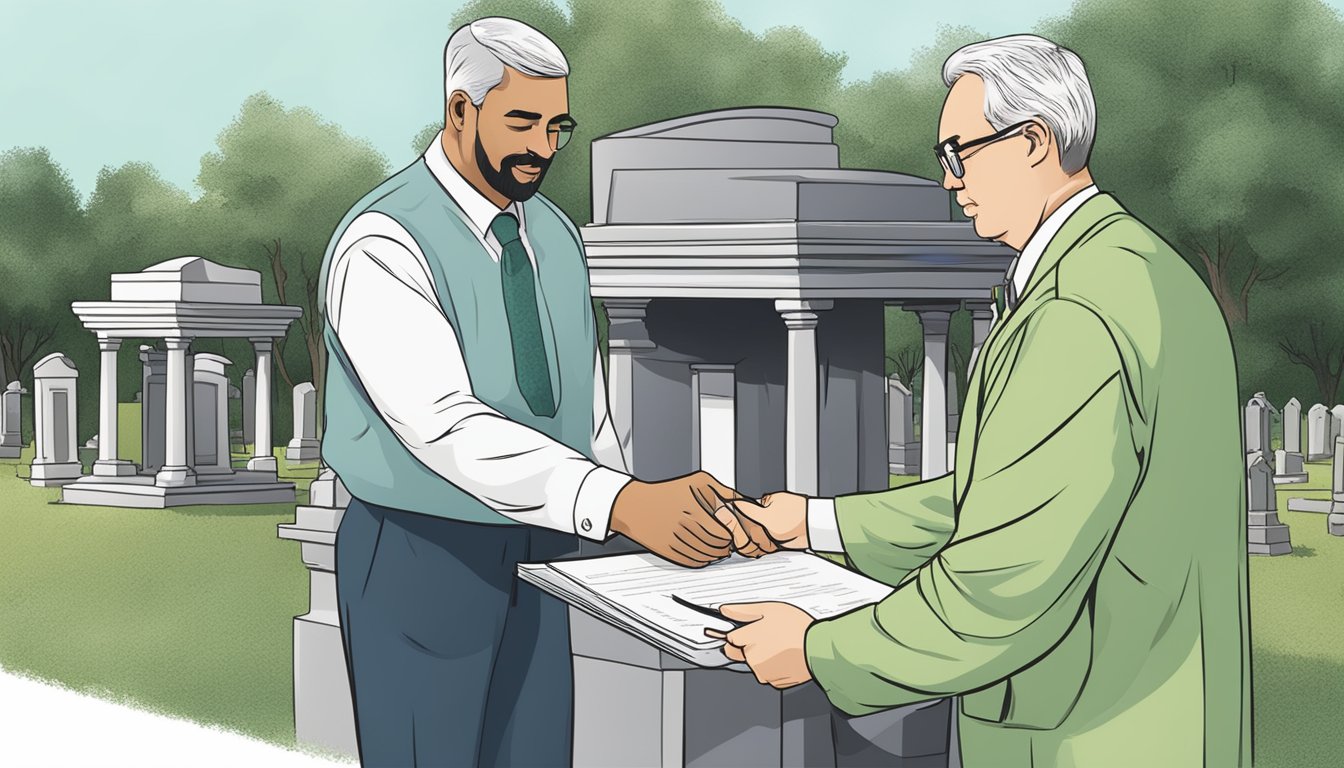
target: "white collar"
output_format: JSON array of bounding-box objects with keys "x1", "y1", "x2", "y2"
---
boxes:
[
  {"x1": 1010, "y1": 184, "x2": 1099, "y2": 296},
  {"x1": 422, "y1": 130, "x2": 524, "y2": 237}
]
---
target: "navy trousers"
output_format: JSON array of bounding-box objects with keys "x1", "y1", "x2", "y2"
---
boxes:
[{"x1": 336, "y1": 497, "x2": 577, "y2": 767}]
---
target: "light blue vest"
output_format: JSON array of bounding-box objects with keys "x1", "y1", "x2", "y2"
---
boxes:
[{"x1": 316, "y1": 159, "x2": 597, "y2": 524}]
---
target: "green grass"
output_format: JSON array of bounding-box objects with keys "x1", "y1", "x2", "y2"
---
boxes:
[
  {"x1": 0, "y1": 442, "x2": 315, "y2": 748},
  {"x1": 0, "y1": 457, "x2": 1340, "y2": 764}
]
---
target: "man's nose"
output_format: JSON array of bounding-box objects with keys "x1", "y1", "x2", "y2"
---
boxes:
[
  {"x1": 941, "y1": 166, "x2": 963, "y2": 191},
  {"x1": 527, "y1": 130, "x2": 554, "y2": 161}
]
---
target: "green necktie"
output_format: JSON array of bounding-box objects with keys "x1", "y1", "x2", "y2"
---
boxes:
[{"x1": 490, "y1": 212, "x2": 556, "y2": 418}]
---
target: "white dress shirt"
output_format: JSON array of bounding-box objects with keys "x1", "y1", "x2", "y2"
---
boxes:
[
  {"x1": 805, "y1": 184, "x2": 1101, "y2": 553},
  {"x1": 325, "y1": 132, "x2": 631, "y2": 541}
]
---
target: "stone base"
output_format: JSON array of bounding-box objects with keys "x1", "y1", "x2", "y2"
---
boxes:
[
  {"x1": 292, "y1": 615, "x2": 357, "y2": 757},
  {"x1": 0, "y1": 441, "x2": 21, "y2": 459},
  {"x1": 1308, "y1": 453, "x2": 1332, "y2": 462},
  {"x1": 1287, "y1": 498, "x2": 1332, "y2": 514},
  {"x1": 1248, "y1": 521, "x2": 1292, "y2": 556},
  {"x1": 247, "y1": 455, "x2": 278, "y2": 472},
  {"x1": 154, "y1": 465, "x2": 197, "y2": 487},
  {"x1": 285, "y1": 439, "x2": 320, "y2": 462},
  {"x1": 1329, "y1": 514, "x2": 1344, "y2": 537},
  {"x1": 29, "y1": 461, "x2": 83, "y2": 487},
  {"x1": 1272, "y1": 473, "x2": 1309, "y2": 485},
  {"x1": 888, "y1": 443, "x2": 920, "y2": 477},
  {"x1": 93, "y1": 459, "x2": 138, "y2": 477},
  {"x1": 59, "y1": 470, "x2": 295, "y2": 508}
]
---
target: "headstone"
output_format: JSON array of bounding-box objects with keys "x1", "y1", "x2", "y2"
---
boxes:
[
  {"x1": 1244, "y1": 394, "x2": 1274, "y2": 465},
  {"x1": 84, "y1": 434, "x2": 98, "y2": 450},
  {"x1": 947, "y1": 375, "x2": 960, "y2": 467},
  {"x1": 242, "y1": 368, "x2": 256, "y2": 448},
  {"x1": 1283, "y1": 397, "x2": 1303, "y2": 454},
  {"x1": 887, "y1": 375, "x2": 919, "y2": 476},
  {"x1": 1308, "y1": 404, "x2": 1331, "y2": 460},
  {"x1": 193, "y1": 354, "x2": 232, "y2": 473},
  {"x1": 1327, "y1": 403, "x2": 1338, "y2": 451},
  {"x1": 1274, "y1": 397, "x2": 1308, "y2": 484},
  {"x1": 133, "y1": 390, "x2": 142, "y2": 403},
  {"x1": 1329, "y1": 436, "x2": 1344, "y2": 536},
  {"x1": 285, "y1": 382, "x2": 320, "y2": 462},
  {"x1": 0, "y1": 381, "x2": 26, "y2": 458},
  {"x1": 1247, "y1": 454, "x2": 1292, "y2": 555},
  {"x1": 29, "y1": 353, "x2": 82, "y2": 486},
  {"x1": 277, "y1": 465, "x2": 355, "y2": 755}
]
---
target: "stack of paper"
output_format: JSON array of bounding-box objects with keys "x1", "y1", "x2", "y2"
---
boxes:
[{"x1": 517, "y1": 551, "x2": 894, "y2": 668}]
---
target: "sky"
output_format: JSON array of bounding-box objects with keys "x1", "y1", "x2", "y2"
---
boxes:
[{"x1": 4, "y1": 0, "x2": 1342, "y2": 201}]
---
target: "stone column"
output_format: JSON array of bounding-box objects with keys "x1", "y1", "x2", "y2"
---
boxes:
[
  {"x1": 94, "y1": 337, "x2": 134, "y2": 477},
  {"x1": 907, "y1": 304, "x2": 955, "y2": 479},
  {"x1": 776, "y1": 299, "x2": 832, "y2": 495},
  {"x1": 604, "y1": 299, "x2": 654, "y2": 471},
  {"x1": 0, "y1": 381, "x2": 26, "y2": 459},
  {"x1": 155, "y1": 337, "x2": 195, "y2": 487},
  {"x1": 965, "y1": 300, "x2": 994, "y2": 382},
  {"x1": 248, "y1": 338, "x2": 277, "y2": 472}
]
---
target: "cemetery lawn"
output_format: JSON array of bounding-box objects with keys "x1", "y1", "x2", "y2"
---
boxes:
[
  {"x1": 0, "y1": 444, "x2": 319, "y2": 749},
  {"x1": 0, "y1": 458, "x2": 1341, "y2": 765}
]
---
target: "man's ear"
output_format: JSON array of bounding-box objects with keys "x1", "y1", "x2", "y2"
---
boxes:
[
  {"x1": 1023, "y1": 119, "x2": 1053, "y2": 168},
  {"x1": 447, "y1": 91, "x2": 471, "y2": 133}
]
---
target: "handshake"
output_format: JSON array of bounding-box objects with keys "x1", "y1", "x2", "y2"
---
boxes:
[{"x1": 608, "y1": 471, "x2": 811, "y2": 568}]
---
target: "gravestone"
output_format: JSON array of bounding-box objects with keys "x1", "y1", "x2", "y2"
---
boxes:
[
  {"x1": 1244, "y1": 393, "x2": 1274, "y2": 465},
  {"x1": 1283, "y1": 397, "x2": 1303, "y2": 454},
  {"x1": 192, "y1": 354, "x2": 232, "y2": 474},
  {"x1": 1333, "y1": 405, "x2": 1344, "y2": 448},
  {"x1": 285, "y1": 382, "x2": 320, "y2": 462},
  {"x1": 29, "y1": 353, "x2": 82, "y2": 486},
  {"x1": 1274, "y1": 398, "x2": 1308, "y2": 484},
  {"x1": 1308, "y1": 404, "x2": 1331, "y2": 460},
  {"x1": 887, "y1": 375, "x2": 919, "y2": 476},
  {"x1": 1247, "y1": 454, "x2": 1292, "y2": 556},
  {"x1": 242, "y1": 368, "x2": 256, "y2": 448},
  {"x1": 0, "y1": 381, "x2": 26, "y2": 458},
  {"x1": 277, "y1": 465, "x2": 356, "y2": 756}
]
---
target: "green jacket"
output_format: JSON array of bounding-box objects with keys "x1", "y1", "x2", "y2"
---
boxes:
[{"x1": 805, "y1": 194, "x2": 1252, "y2": 767}]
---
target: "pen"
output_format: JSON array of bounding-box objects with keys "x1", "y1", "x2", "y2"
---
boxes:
[{"x1": 671, "y1": 594, "x2": 746, "y2": 627}]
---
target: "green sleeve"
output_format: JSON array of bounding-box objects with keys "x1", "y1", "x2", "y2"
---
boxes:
[
  {"x1": 830, "y1": 473, "x2": 957, "y2": 586},
  {"x1": 806, "y1": 299, "x2": 1141, "y2": 716}
]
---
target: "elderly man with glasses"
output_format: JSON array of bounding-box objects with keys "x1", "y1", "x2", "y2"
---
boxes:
[
  {"x1": 316, "y1": 16, "x2": 753, "y2": 767},
  {"x1": 719, "y1": 34, "x2": 1252, "y2": 767}
]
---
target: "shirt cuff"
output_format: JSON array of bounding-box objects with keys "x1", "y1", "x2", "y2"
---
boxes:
[
  {"x1": 807, "y1": 497, "x2": 844, "y2": 553},
  {"x1": 573, "y1": 466, "x2": 633, "y2": 541}
]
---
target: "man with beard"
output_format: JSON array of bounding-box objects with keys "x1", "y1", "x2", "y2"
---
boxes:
[{"x1": 317, "y1": 17, "x2": 758, "y2": 767}]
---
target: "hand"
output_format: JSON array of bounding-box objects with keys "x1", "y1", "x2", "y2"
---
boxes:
[
  {"x1": 610, "y1": 471, "x2": 739, "y2": 567},
  {"x1": 724, "y1": 491, "x2": 809, "y2": 550},
  {"x1": 704, "y1": 602, "x2": 815, "y2": 689}
]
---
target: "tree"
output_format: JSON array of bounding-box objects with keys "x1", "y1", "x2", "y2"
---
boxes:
[
  {"x1": 196, "y1": 93, "x2": 390, "y2": 422},
  {"x1": 0, "y1": 148, "x2": 88, "y2": 387}
]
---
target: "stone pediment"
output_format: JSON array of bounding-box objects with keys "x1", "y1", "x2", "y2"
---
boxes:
[{"x1": 111, "y1": 257, "x2": 262, "y2": 304}]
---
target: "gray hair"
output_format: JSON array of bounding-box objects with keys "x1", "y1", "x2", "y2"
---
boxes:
[
  {"x1": 444, "y1": 17, "x2": 569, "y2": 106},
  {"x1": 942, "y1": 35, "x2": 1096, "y2": 174}
]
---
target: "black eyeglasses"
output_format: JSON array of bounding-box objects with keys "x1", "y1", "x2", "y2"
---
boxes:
[
  {"x1": 547, "y1": 117, "x2": 577, "y2": 151},
  {"x1": 934, "y1": 120, "x2": 1034, "y2": 179}
]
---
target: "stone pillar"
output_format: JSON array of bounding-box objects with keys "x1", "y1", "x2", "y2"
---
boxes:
[
  {"x1": 1244, "y1": 394, "x2": 1274, "y2": 466},
  {"x1": 965, "y1": 300, "x2": 994, "y2": 382},
  {"x1": 248, "y1": 339, "x2": 277, "y2": 472},
  {"x1": 1330, "y1": 436, "x2": 1344, "y2": 537},
  {"x1": 242, "y1": 368, "x2": 256, "y2": 449},
  {"x1": 0, "y1": 381, "x2": 26, "y2": 459},
  {"x1": 690, "y1": 365, "x2": 737, "y2": 488},
  {"x1": 278, "y1": 465, "x2": 356, "y2": 756},
  {"x1": 286, "y1": 382, "x2": 321, "y2": 462},
  {"x1": 604, "y1": 299, "x2": 654, "y2": 470},
  {"x1": 94, "y1": 337, "x2": 135, "y2": 477},
  {"x1": 908, "y1": 304, "x2": 955, "y2": 479},
  {"x1": 887, "y1": 375, "x2": 918, "y2": 476},
  {"x1": 155, "y1": 338, "x2": 195, "y2": 487},
  {"x1": 30, "y1": 352, "x2": 82, "y2": 487},
  {"x1": 776, "y1": 299, "x2": 832, "y2": 495},
  {"x1": 947, "y1": 373, "x2": 960, "y2": 468}
]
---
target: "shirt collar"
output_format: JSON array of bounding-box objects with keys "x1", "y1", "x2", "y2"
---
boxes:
[
  {"x1": 1010, "y1": 184, "x2": 1098, "y2": 296},
  {"x1": 423, "y1": 130, "x2": 524, "y2": 236}
]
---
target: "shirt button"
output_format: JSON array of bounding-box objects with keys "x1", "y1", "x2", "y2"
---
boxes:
[{"x1": 581, "y1": 519, "x2": 592, "y2": 532}]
